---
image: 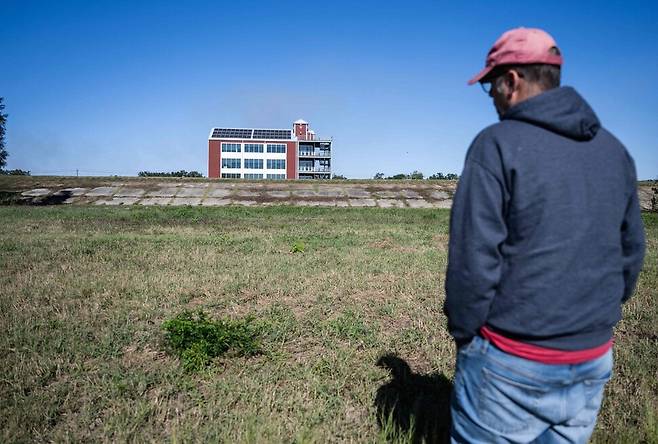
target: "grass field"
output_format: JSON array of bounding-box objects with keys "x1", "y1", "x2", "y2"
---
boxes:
[{"x1": 1, "y1": 205, "x2": 656, "y2": 443}]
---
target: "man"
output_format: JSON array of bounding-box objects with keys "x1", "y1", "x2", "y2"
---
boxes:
[{"x1": 444, "y1": 28, "x2": 646, "y2": 443}]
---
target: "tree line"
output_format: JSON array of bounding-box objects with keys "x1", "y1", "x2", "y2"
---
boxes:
[
  {"x1": 372, "y1": 171, "x2": 459, "y2": 180},
  {"x1": 138, "y1": 170, "x2": 203, "y2": 177}
]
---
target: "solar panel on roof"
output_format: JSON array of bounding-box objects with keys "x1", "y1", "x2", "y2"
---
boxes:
[
  {"x1": 212, "y1": 128, "x2": 253, "y2": 139},
  {"x1": 211, "y1": 128, "x2": 293, "y2": 140},
  {"x1": 253, "y1": 129, "x2": 291, "y2": 140}
]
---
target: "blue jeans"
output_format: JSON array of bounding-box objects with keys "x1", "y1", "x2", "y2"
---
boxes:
[{"x1": 450, "y1": 336, "x2": 613, "y2": 443}]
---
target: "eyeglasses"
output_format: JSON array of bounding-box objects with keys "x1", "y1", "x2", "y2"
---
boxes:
[{"x1": 480, "y1": 69, "x2": 523, "y2": 94}]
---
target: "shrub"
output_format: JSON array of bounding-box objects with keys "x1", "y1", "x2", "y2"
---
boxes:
[{"x1": 162, "y1": 310, "x2": 261, "y2": 372}]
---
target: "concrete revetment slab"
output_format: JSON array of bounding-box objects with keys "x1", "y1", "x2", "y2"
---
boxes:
[
  {"x1": 372, "y1": 190, "x2": 399, "y2": 198},
  {"x1": 292, "y1": 190, "x2": 318, "y2": 198},
  {"x1": 267, "y1": 190, "x2": 291, "y2": 198},
  {"x1": 430, "y1": 190, "x2": 451, "y2": 200},
  {"x1": 234, "y1": 190, "x2": 260, "y2": 197},
  {"x1": 86, "y1": 187, "x2": 119, "y2": 196},
  {"x1": 346, "y1": 189, "x2": 372, "y2": 198},
  {"x1": 295, "y1": 200, "x2": 331, "y2": 207},
  {"x1": 201, "y1": 198, "x2": 231, "y2": 206},
  {"x1": 401, "y1": 190, "x2": 422, "y2": 199},
  {"x1": 232, "y1": 200, "x2": 257, "y2": 206},
  {"x1": 170, "y1": 198, "x2": 203, "y2": 206},
  {"x1": 22, "y1": 189, "x2": 51, "y2": 197},
  {"x1": 115, "y1": 188, "x2": 146, "y2": 197},
  {"x1": 377, "y1": 199, "x2": 406, "y2": 208},
  {"x1": 316, "y1": 189, "x2": 344, "y2": 197},
  {"x1": 177, "y1": 187, "x2": 207, "y2": 197},
  {"x1": 207, "y1": 188, "x2": 231, "y2": 198},
  {"x1": 146, "y1": 188, "x2": 179, "y2": 197},
  {"x1": 139, "y1": 197, "x2": 172, "y2": 206},
  {"x1": 349, "y1": 198, "x2": 376, "y2": 207}
]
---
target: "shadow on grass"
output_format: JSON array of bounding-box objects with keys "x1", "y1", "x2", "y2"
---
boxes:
[{"x1": 375, "y1": 354, "x2": 453, "y2": 444}]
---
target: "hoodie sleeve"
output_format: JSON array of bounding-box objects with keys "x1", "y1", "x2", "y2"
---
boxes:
[
  {"x1": 444, "y1": 135, "x2": 509, "y2": 346},
  {"x1": 620, "y1": 155, "x2": 646, "y2": 302}
]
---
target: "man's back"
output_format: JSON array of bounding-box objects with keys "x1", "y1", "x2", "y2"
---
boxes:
[{"x1": 445, "y1": 86, "x2": 644, "y2": 350}]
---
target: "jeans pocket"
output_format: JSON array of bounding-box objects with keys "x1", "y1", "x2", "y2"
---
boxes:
[
  {"x1": 482, "y1": 366, "x2": 550, "y2": 393},
  {"x1": 582, "y1": 374, "x2": 611, "y2": 404},
  {"x1": 566, "y1": 376, "x2": 610, "y2": 427},
  {"x1": 476, "y1": 366, "x2": 547, "y2": 434}
]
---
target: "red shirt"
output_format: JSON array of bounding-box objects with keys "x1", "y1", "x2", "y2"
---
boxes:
[{"x1": 480, "y1": 326, "x2": 613, "y2": 365}]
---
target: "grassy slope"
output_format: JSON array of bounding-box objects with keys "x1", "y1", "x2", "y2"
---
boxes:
[{"x1": 0, "y1": 206, "x2": 656, "y2": 442}]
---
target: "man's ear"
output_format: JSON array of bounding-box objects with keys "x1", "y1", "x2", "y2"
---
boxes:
[{"x1": 505, "y1": 70, "x2": 521, "y2": 92}]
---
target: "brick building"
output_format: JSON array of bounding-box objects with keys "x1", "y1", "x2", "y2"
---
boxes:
[{"x1": 208, "y1": 119, "x2": 332, "y2": 179}]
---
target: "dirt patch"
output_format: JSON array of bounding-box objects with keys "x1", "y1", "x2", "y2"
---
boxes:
[{"x1": 121, "y1": 345, "x2": 171, "y2": 370}]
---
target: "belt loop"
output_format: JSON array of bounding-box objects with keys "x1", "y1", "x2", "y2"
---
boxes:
[{"x1": 480, "y1": 335, "x2": 490, "y2": 354}]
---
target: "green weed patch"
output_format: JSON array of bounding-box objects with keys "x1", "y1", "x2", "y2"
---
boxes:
[
  {"x1": 290, "y1": 241, "x2": 305, "y2": 253},
  {"x1": 162, "y1": 310, "x2": 261, "y2": 372}
]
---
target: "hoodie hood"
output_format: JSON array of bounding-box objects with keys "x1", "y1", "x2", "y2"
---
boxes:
[{"x1": 502, "y1": 86, "x2": 601, "y2": 141}]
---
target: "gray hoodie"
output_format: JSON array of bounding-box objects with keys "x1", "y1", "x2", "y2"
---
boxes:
[{"x1": 444, "y1": 86, "x2": 645, "y2": 350}]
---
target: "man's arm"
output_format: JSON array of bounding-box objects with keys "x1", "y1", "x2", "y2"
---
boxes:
[
  {"x1": 444, "y1": 155, "x2": 508, "y2": 347},
  {"x1": 621, "y1": 156, "x2": 646, "y2": 302}
]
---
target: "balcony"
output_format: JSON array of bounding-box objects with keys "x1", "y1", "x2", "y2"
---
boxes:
[
  {"x1": 298, "y1": 151, "x2": 331, "y2": 158},
  {"x1": 298, "y1": 166, "x2": 331, "y2": 172}
]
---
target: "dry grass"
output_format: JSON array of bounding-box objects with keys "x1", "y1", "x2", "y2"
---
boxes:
[{"x1": 0, "y1": 205, "x2": 656, "y2": 442}]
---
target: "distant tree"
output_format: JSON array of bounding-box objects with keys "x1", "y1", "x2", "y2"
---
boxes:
[
  {"x1": 409, "y1": 170, "x2": 424, "y2": 180},
  {"x1": 0, "y1": 98, "x2": 7, "y2": 170},
  {"x1": 387, "y1": 173, "x2": 408, "y2": 180},
  {"x1": 332, "y1": 174, "x2": 347, "y2": 180},
  {"x1": 373, "y1": 172, "x2": 385, "y2": 180}
]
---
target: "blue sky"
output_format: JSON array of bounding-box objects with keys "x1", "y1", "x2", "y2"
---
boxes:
[{"x1": 2, "y1": 0, "x2": 657, "y2": 179}]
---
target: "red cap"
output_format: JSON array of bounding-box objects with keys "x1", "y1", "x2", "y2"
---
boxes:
[{"x1": 468, "y1": 27, "x2": 563, "y2": 85}]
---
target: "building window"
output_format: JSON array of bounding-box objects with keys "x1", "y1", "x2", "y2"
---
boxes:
[
  {"x1": 244, "y1": 158, "x2": 264, "y2": 169},
  {"x1": 222, "y1": 158, "x2": 241, "y2": 169},
  {"x1": 266, "y1": 174, "x2": 286, "y2": 180},
  {"x1": 267, "y1": 159, "x2": 286, "y2": 169},
  {"x1": 221, "y1": 173, "x2": 241, "y2": 178},
  {"x1": 221, "y1": 143, "x2": 241, "y2": 152},
  {"x1": 267, "y1": 143, "x2": 286, "y2": 153},
  {"x1": 244, "y1": 143, "x2": 264, "y2": 153},
  {"x1": 299, "y1": 144, "x2": 314, "y2": 156},
  {"x1": 244, "y1": 173, "x2": 263, "y2": 179}
]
